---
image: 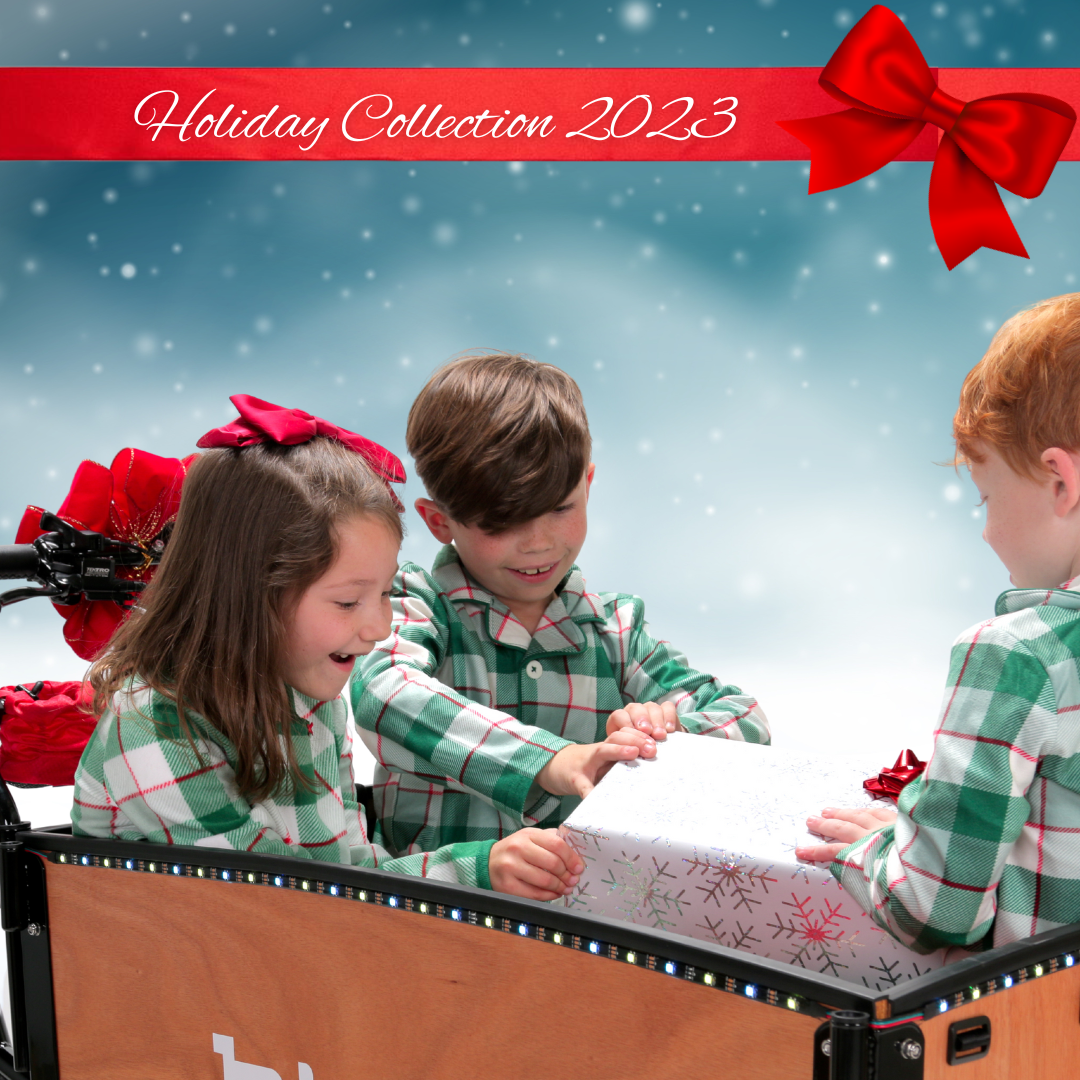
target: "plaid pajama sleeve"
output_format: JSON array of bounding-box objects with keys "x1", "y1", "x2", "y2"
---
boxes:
[
  {"x1": 831, "y1": 620, "x2": 1057, "y2": 953},
  {"x1": 620, "y1": 608, "x2": 769, "y2": 742},
  {"x1": 71, "y1": 683, "x2": 493, "y2": 890},
  {"x1": 355, "y1": 584, "x2": 572, "y2": 824}
]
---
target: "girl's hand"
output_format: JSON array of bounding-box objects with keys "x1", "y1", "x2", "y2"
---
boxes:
[
  {"x1": 795, "y1": 806, "x2": 898, "y2": 863},
  {"x1": 489, "y1": 828, "x2": 586, "y2": 901},
  {"x1": 606, "y1": 701, "x2": 681, "y2": 742},
  {"x1": 536, "y1": 734, "x2": 653, "y2": 799}
]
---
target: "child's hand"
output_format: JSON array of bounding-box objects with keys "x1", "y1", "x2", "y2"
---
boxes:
[
  {"x1": 536, "y1": 735, "x2": 653, "y2": 799},
  {"x1": 606, "y1": 701, "x2": 681, "y2": 742},
  {"x1": 489, "y1": 828, "x2": 586, "y2": 901},
  {"x1": 794, "y1": 806, "x2": 898, "y2": 863}
]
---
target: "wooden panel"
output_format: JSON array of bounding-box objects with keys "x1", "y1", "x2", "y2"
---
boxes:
[
  {"x1": 46, "y1": 861, "x2": 822, "y2": 1080},
  {"x1": 921, "y1": 963, "x2": 1080, "y2": 1079}
]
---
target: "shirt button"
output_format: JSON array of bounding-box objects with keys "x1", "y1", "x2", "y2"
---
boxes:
[{"x1": 525, "y1": 660, "x2": 543, "y2": 680}]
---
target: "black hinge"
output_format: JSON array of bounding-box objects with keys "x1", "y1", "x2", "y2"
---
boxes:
[
  {"x1": 872, "y1": 1023, "x2": 925, "y2": 1079},
  {"x1": 946, "y1": 1016, "x2": 991, "y2": 1065},
  {"x1": 813, "y1": 1019, "x2": 925, "y2": 1080}
]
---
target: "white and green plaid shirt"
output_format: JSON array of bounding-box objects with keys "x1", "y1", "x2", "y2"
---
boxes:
[
  {"x1": 352, "y1": 545, "x2": 769, "y2": 857},
  {"x1": 834, "y1": 577, "x2": 1080, "y2": 952},
  {"x1": 71, "y1": 680, "x2": 493, "y2": 888}
]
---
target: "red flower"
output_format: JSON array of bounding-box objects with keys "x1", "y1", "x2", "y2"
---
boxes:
[
  {"x1": 15, "y1": 448, "x2": 194, "y2": 660},
  {"x1": 0, "y1": 681, "x2": 96, "y2": 788}
]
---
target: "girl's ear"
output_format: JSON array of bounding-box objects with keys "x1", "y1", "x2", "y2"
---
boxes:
[
  {"x1": 414, "y1": 498, "x2": 455, "y2": 543},
  {"x1": 1041, "y1": 448, "x2": 1080, "y2": 519}
]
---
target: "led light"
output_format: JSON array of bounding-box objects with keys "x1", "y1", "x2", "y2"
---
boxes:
[
  {"x1": 273, "y1": 875, "x2": 284, "y2": 887},
  {"x1": 744, "y1": 984, "x2": 757, "y2": 999},
  {"x1": 246, "y1": 872, "x2": 256, "y2": 883},
  {"x1": 358, "y1": 890, "x2": 368, "y2": 901},
  {"x1": 196, "y1": 867, "x2": 204, "y2": 878},
  {"x1": 1067, "y1": 955, "x2": 1075, "y2": 968},
  {"x1": 518, "y1": 924, "x2": 528, "y2": 936},
  {"x1": 330, "y1": 885, "x2": 339, "y2": 897},
  {"x1": 970, "y1": 987, "x2": 980, "y2": 1000},
  {"x1": 664, "y1": 961, "x2": 676, "y2": 975},
  {"x1": 1003, "y1": 975, "x2": 1014, "y2": 988},
  {"x1": 149, "y1": 862, "x2": 156, "y2": 872},
  {"x1": 786, "y1": 997, "x2": 799, "y2": 1011},
  {"x1": 81, "y1": 855, "x2": 90, "y2": 866},
  {"x1": 451, "y1": 908, "x2": 463, "y2": 921},
  {"x1": 171, "y1": 864, "x2": 181, "y2": 875},
  {"x1": 301, "y1": 880, "x2": 310, "y2": 891},
  {"x1": 589, "y1": 942, "x2": 600, "y2": 954},
  {"x1": 484, "y1": 916, "x2": 494, "y2": 928},
  {"x1": 103, "y1": 858, "x2": 111, "y2": 868},
  {"x1": 389, "y1": 896, "x2": 399, "y2": 907},
  {"x1": 1034, "y1": 964, "x2": 1044, "y2": 977},
  {"x1": 58, "y1": 854, "x2": 67, "y2": 864},
  {"x1": 221, "y1": 871, "x2": 230, "y2": 881},
  {"x1": 552, "y1": 932, "x2": 563, "y2": 944},
  {"x1": 703, "y1": 973, "x2": 715, "y2": 986},
  {"x1": 419, "y1": 902, "x2": 428, "y2": 913},
  {"x1": 938, "y1": 999, "x2": 949, "y2": 1013},
  {"x1": 625, "y1": 951, "x2": 635, "y2": 963},
  {"x1": 125, "y1": 859, "x2": 133, "y2": 870}
]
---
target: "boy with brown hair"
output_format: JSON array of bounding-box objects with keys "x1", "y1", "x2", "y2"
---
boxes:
[
  {"x1": 798, "y1": 293, "x2": 1080, "y2": 952},
  {"x1": 353, "y1": 352, "x2": 769, "y2": 861}
]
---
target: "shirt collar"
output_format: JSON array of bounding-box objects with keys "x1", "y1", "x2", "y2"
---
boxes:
[
  {"x1": 995, "y1": 574, "x2": 1080, "y2": 617},
  {"x1": 431, "y1": 544, "x2": 602, "y2": 653}
]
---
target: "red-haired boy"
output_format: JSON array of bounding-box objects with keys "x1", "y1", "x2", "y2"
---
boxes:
[{"x1": 799, "y1": 294, "x2": 1080, "y2": 951}]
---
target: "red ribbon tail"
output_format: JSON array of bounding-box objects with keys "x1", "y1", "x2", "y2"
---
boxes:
[
  {"x1": 930, "y1": 135, "x2": 1029, "y2": 270},
  {"x1": 778, "y1": 109, "x2": 925, "y2": 193}
]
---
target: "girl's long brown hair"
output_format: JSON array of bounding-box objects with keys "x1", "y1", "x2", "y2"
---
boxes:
[{"x1": 89, "y1": 437, "x2": 402, "y2": 802}]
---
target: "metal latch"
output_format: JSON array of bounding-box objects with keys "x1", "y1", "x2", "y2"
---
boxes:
[{"x1": 947, "y1": 1016, "x2": 991, "y2": 1065}]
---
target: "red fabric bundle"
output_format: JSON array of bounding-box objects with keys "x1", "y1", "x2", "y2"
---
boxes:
[{"x1": 0, "y1": 680, "x2": 95, "y2": 787}]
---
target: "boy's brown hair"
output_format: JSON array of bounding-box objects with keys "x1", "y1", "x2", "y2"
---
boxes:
[
  {"x1": 954, "y1": 293, "x2": 1080, "y2": 477},
  {"x1": 89, "y1": 438, "x2": 402, "y2": 802},
  {"x1": 407, "y1": 351, "x2": 591, "y2": 531}
]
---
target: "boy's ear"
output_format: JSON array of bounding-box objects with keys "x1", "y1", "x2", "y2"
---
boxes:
[
  {"x1": 1041, "y1": 448, "x2": 1080, "y2": 518},
  {"x1": 414, "y1": 498, "x2": 455, "y2": 543},
  {"x1": 585, "y1": 462, "x2": 596, "y2": 497}
]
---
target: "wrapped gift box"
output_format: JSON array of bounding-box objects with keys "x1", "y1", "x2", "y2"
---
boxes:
[{"x1": 559, "y1": 733, "x2": 948, "y2": 989}]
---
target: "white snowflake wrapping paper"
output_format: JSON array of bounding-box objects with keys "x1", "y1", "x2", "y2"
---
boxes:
[{"x1": 558, "y1": 733, "x2": 948, "y2": 989}]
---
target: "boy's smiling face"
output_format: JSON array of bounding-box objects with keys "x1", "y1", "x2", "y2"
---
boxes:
[{"x1": 416, "y1": 464, "x2": 594, "y2": 632}]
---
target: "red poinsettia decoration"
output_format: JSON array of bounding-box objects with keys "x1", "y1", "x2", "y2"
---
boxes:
[{"x1": 15, "y1": 448, "x2": 194, "y2": 660}]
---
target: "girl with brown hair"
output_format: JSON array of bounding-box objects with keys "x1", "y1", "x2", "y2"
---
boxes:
[{"x1": 71, "y1": 395, "x2": 584, "y2": 898}]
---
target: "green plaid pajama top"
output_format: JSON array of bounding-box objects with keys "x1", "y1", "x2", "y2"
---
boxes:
[
  {"x1": 833, "y1": 578, "x2": 1080, "y2": 953},
  {"x1": 352, "y1": 544, "x2": 769, "y2": 857},
  {"x1": 71, "y1": 681, "x2": 494, "y2": 889}
]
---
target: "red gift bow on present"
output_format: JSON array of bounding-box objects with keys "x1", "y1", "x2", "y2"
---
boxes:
[
  {"x1": 777, "y1": 5, "x2": 1076, "y2": 270},
  {"x1": 0, "y1": 680, "x2": 96, "y2": 788},
  {"x1": 197, "y1": 394, "x2": 405, "y2": 508},
  {"x1": 863, "y1": 749, "x2": 927, "y2": 801},
  {"x1": 15, "y1": 448, "x2": 194, "y2": 661}
]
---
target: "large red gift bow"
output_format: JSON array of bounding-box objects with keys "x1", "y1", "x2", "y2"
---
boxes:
[
  {"x1": 778, "y1": 5, "x2": 1076, "y2": 269},
  {"x1": 15, "y1": 448, "x2": 194, "y2": 660}
]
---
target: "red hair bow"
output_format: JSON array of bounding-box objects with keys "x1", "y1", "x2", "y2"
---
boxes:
[
  {"x1": 197, "y1": 394, "x2": 405, "y2": 504},
  {"x1": 778, "y1": 5, "x2": 1076, "y2": 269},
  {"x1": 15, "y1": 448, "x2": 194, "y2": 660}
]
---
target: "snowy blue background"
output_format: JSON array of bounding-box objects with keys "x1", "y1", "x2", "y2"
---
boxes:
[{"x1": 1, "y1": 0, "x2": 1079, "y2": 793}]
